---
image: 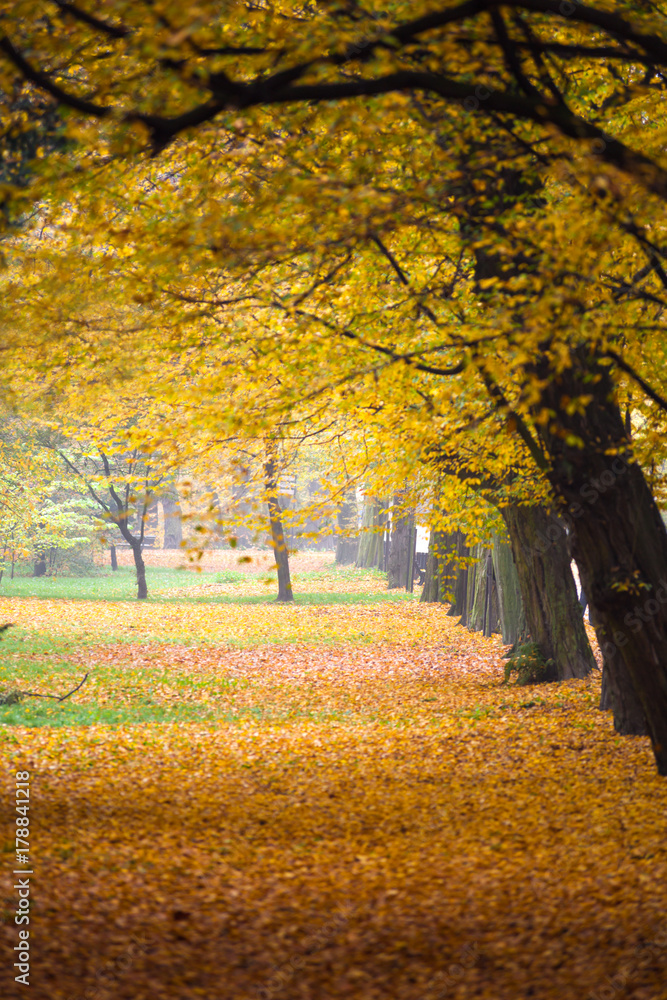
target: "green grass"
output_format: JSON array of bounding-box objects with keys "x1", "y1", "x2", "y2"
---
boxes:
[
  {"x1": 0, "y1": 698, "x2": 221, "y2": 727},
  {"x1": 0, "y1": 567, "x2": 220, "y2": 601},
  {"x1": 0, "y1": 560, "x2": 423, "y2": 726},
  {"x1": 163, "y1": 590, "x2": 416, "y2": 605},
  {"x1": 0, "y1": 566, "x2": 418, "y2": 605}
]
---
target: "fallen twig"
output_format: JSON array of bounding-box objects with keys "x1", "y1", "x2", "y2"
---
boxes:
[{"x1": 21, "y1": 673, "x2": 90, "y2": 702}]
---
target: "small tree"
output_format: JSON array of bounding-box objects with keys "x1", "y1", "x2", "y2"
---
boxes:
[{"x1": 58, "y1": 445, "x2": 164, "y2": 600}]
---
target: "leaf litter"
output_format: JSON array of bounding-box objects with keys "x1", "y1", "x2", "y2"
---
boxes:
[{"x1": 1, "y1": 589, "x2": 666, "y2": 999}]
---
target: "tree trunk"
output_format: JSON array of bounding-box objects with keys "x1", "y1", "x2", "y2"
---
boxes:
[
  {"x1": 130, "y1": 541, "x2": 148, "y2": 600},
  {"x1": 534, "y1": 350, "x2": 666, "y2": 757},
  {"x1": 501, "y1": 503, "x2": 596, "y2": 681},
  {"x1": 492, "y1": 531, "x2": 526, "y2": 645},
  {"x1": 162, "y1": 496, "x2": 182, "y2": 549},
  {"x1": 110, "y1": 543, "x2": 118, "y2": 571},
  {"x1": 335, "y1": 488, "x2": 358, "y2": 566},
  {"x1": 33, "y1": 553, "x2": 46, "y2": 577},
  {"x1": 421, "y1": 529, "x2": 455, "y2": 603},
  {"x1": 265, "y1": 450, "x2": 294, "y2": 603},
  {"x1": 447, "y1": 533, "x2": 470, "y2": 619},
  {"x1": 595, "y1": 625, "x2": 647, "y2": 735},
  {"x1": 468, "y1": 547, "x2": 494, "y2": 633},
  {"x1": 387, "y1": 493, "x2": 412, "y2": 589},
  {"x1": 356, "y1": 499, "x2": 385, "y2": 569}
]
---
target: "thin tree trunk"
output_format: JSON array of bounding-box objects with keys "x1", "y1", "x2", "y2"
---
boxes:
[
  {"x1": 265, "y1": 448, "x2": 294, "y2": 603},
  {"x1": 501, "y1": 503, "x2": 595, "y2": 681},
  {"x1": 130, "y1": 541, "x2": 148, "y2": 600},
  {"x1": 335, "y1": 488, "x2": 358, "y2": 566},
  {"x1": 110, "y1": 543, "x2": 118, "y2": 571}
]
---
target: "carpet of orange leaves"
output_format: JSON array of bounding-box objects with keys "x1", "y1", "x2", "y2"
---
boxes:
[{"x1": 2, "y1": 582, "x2": 667, "y2": 1000}]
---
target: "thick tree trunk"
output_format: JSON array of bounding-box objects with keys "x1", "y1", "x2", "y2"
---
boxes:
[
  {"x1": 447, "y1": 533, "x2": 470, "y2": 619},
  {"x1": 269, "y1": 509, "x2": 293, "y2": 603},
  {"x1": 356, "y1": 499, "x2": 386, "y2": 569},
  {"x1": 420, "y1": 529, "x2": 456, "y2": 603},
  {"x1": 265, "y1": 449, "x2": 294, "y2": 603},
  {"x1": 110, "y1": 543, "x2": 118, "y2": 571},
  {"x1": 492, "y1": 531, "x2": 526, "y2": 645},
  {"x1": 421, "y1": 529, "x2": 468, "y2": 604},
  {"x1": 501, "y1": 503, "x2": 595, "y2": 681},
  {"x1": 467, "y1": 547, "x2": 497, "y2": 636},
  {"x1": 596, "y1": 630, "x2": 647, "y2": 735},
  {"x1": 130, "y1": 541, "x2": 148, "y2": 600},
  {"x1": 387, "y1": 493, "x2": 413, "y2": 589},
  {"x1": 33, "y1": 553, "x2": 46, "y2": 577},
  {"x1": 535, "y1": 350, "x2": 667, "y2": 761}
]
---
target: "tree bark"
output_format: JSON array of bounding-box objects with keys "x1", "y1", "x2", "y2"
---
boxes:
[
  {"x1": 110, "y1": 543, "x2": 118, "y2": 571},
  {"x1": 501, "y1": 503, "x2": 596, "y2": 681}
]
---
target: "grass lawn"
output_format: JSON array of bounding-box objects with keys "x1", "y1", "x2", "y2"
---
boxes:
[{"x1": 1, "y1": 551, "x2": 666, "y2": 1000}]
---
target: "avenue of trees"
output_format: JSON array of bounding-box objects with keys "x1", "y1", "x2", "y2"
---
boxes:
[{"x1": 3, "y1": 1, "x2": 667, "y2": 771}]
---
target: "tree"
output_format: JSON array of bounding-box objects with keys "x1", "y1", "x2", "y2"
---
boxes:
[
  {"x1": 58, "y1": 444, "x2": 163, "y2": 600},
  {"x1": 5, "y1": 2, "x2": 667, "y2": 768}
]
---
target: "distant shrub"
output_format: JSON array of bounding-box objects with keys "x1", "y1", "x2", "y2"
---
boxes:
[{"x1": 215, "y1": 570, "x2": 246, "y2": 584}]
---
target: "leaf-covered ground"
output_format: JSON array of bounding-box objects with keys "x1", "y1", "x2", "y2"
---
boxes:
[{"x1": 1, "y1": 555, "x2": 667, "y2": 999}]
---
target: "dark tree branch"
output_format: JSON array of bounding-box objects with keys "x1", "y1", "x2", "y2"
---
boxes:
[
  {"x1": 0, "y1": 36, "x2": 111, "y2": 119},
  {"x1": 606, "y1": 348, "x2": 667, "y2": 414},
  {"x1": 21, "y1": 672, "x2": 90, "y2": 702},
  {"x1": 52, "y1": 2, "x2": 130, "y2": 39}
]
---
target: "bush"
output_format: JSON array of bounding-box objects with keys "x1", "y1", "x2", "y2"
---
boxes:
[
  {"x1": 215, "y1": 570, "x2": 246, "y2": 584},
  {"x1": 503, "y1": 642, "x2": 554, "y2": 686}
]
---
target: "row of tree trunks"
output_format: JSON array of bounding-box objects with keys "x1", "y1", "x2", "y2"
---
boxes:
[{"x1": 421, "y1": 504, "x2": 595, "y2": 682}]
